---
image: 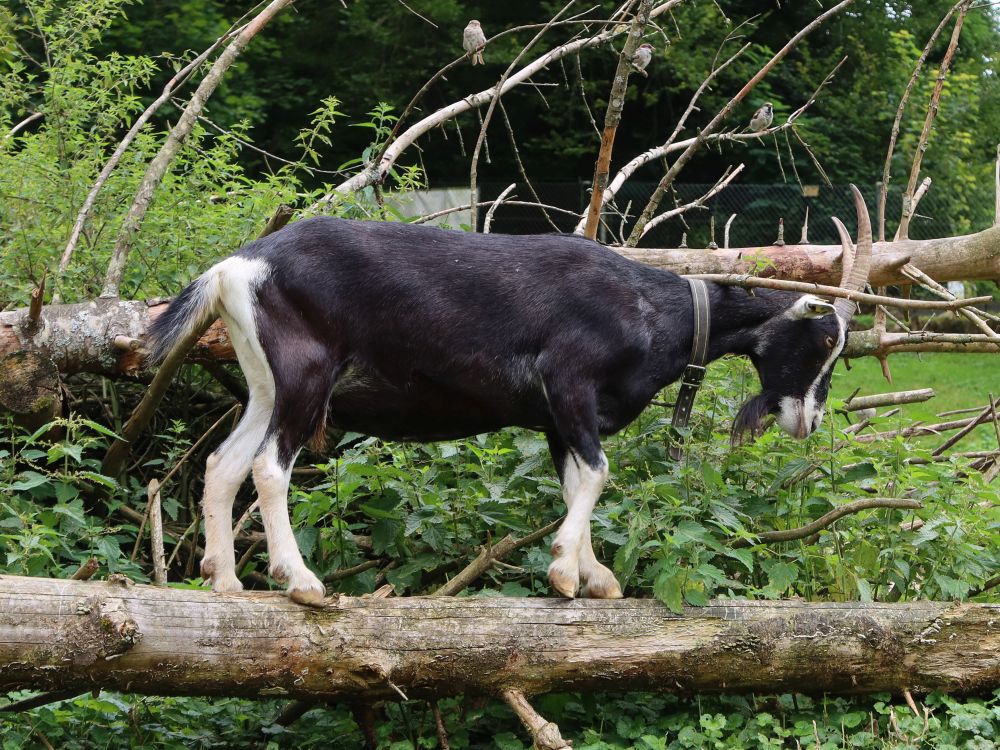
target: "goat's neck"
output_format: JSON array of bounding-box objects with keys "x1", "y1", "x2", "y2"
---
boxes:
[{"x1": 703, "y1": 285, "x2": 795, "y2": 362}]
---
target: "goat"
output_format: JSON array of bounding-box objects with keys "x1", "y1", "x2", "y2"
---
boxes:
[{"x1": 147, "y1": 187, "x2": 872, "y2": 604}]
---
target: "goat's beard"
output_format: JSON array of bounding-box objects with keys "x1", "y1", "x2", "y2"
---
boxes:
[{"x1": 731, "y1": 392, "x2": 778, "y2": 445}]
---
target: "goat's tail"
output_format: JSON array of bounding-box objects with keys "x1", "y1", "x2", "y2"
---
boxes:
[{"x1": 145, "y1": 270, "x2": 222, "y2": 366}]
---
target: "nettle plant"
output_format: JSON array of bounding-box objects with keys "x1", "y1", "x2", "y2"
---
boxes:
[{"x1": 254, "y1": 356, "x2": 997, "y2": 609}]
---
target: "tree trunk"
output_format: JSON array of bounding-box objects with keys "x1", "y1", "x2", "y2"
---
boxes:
[
  {"x1": 619, "y1": 224, "x2": 1000, "y2": 286},
  {"x1": 2, "y1": 575, "x2": 998, "y2": 701}
]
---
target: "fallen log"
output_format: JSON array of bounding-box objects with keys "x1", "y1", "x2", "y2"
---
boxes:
[
  {"x1": 619, "y1": 223, "x2": 1000, "y2": 286},
  {"x1": 2, "y1": 575, "x2": 999, "y2": 701}
]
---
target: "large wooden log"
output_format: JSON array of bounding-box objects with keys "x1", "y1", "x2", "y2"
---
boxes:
[
  {"x1": 1, "y1": 575, "x2": 999, "y2": 701},
  {"x1": 619, "y1": 224, "x2": 1000, "y2": 286}
]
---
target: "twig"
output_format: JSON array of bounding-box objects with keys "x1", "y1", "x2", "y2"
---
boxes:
[
  {"x1": 412, "y1": 200, "x2": 583, "y2": 225},
  {"x1": 855, "y1": 414, "x2": 997, "y2": 443},
  {"x1": 625, "y1": 1, "x2": 854, "y2": 245},
  {"x1": 724, "y1": 213, "x2": 736, "y2": 248},
  {"x1": 901, "y1": 263, "x2": 997, "y2": 338},
  {"x1": 502, "y1": 689, "x2": 572, "y2": 750},
  {"x1": 101, "y1": 0, "x2": 294, "y2": 297},
  {"x1": 258, "y1": 205, "x2": 295, "y2": 238},
  {"x1": 799, "y1": 206, "x2": 809, "y2": 244},
  {"x1": 70, "y1": 558, "x2": 99, "y2": 581},
  {"x1": 325, "y1": 558, "x2": 385, "y2": 583},
  {"x1": 148, "y1": 479, "x2": 167, "y2": 584},
  {"x1": 431, "y1": 701, "x2": 451, "y2": 750},
  {"x1": 896, "y1": 1, "x2": 971, "y2": 241},
  {"x1": 731, "y1": 498, "x2": 922, "y2": 548},
  {"x1": 843, "y1": 389, "x2": 934, "y2": 412},
  {"x1": 878, "y1": 1, "x2": 964, "y2": 242},
  {"x1": 434, "y1": 518, "x2": 562, "y2": 596},
  {"x1": 3, "y1": 111, "x2": 43, "y2": 140},
  {"x1": 893, "y1": 177, "x2": 932, "y2": 241},
  {"x1": 640, "y1": 164, "x2": 744, "y2": 237},
  {"x1": 582, "y1": 0, "x2": 655, "y2": 239},
  {"x1": 931, "y1": 400, "x2": 997, "y2": 456},
  {"x1": 129, "y1": 403, "x2": 241, "y2": 560},
  {"x1": 483, "y1": 183, "x2": 517, "y2": 234},
  {"x1": 498, "y1": 99, "x2": 560, "y2": 232},
  {"x1": 686, "y1": 275, "x2": 992, "y2": 311},
  {"x1": 469, "y1": 2, "x2": 578, "y2": 232},
  {"x1": 25, "y1": 274, "x2": 45, "y2": 333}
]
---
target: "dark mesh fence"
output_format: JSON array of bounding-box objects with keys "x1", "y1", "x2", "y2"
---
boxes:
[{"x1": 479, "y1": 182, "x2": 958, "y2": 247}]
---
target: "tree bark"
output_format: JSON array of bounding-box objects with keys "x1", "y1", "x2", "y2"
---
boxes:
[
  {"x1": 617, "y1": 224, "x2": 1000, "y2": 286},
  {"x1": 2, "y1": 575, "x2": 999, "y2": 701}
]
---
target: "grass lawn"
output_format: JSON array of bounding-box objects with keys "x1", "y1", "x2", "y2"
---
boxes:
[{"x1": 830, "y1": 352, "x2": 1000, "y2": 450}]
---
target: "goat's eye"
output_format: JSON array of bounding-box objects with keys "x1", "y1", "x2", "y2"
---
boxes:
[{"x1": 824, "y1": 335, "x2": 835, "y2": 350}]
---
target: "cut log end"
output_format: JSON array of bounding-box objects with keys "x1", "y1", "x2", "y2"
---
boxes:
[{"x1": 0, "y1": 351, "x2": 62, "y2": 430}]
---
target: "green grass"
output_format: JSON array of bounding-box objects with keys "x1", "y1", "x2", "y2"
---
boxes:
[{"x1": 831, "y1": 352, "x2": 1000, "y2": 449}]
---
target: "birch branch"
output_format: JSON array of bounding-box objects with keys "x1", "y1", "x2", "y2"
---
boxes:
[
  {"x1": 896, "y1": 1, "x2": 971, "y2": 241},
  {"x1": 101, "y1": 0, "x2": 294, "y2": 298},
  {"x1": 877, "y1": 1, "x2": 964, "y2": 242}
]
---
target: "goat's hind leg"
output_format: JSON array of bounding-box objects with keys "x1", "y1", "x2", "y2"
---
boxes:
[
  {"x1": 200, "y1": 388, "x2": 273, "y2": 593},
  {"x1": 253, "y1": 343, "x2": 341, "y2": 605}
]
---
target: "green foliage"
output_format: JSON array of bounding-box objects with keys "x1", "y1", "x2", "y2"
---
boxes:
[{"x1": 0, "y1": 1, "x2": 999, "y2": 746}]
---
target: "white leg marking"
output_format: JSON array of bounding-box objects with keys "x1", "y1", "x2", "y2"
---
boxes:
[
  {"x1": 548, "y1": 451, "x2": 611, "y2": 598},
  {"x1": 201, "y1": 391, "x2": 272, "y2": 593},
  {"x1": 252, "y1": 438, "x2": 325, "y2": 605}
]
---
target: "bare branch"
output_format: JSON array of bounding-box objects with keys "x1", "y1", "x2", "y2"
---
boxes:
[
  {"x1": 639, "y1": 163, "x2": 745, "y2": 238},
  {"x1": 470, "y1": 2, "x2": 578, "y2": 231},
  {"x1": 322, "y1": 1, "x2": 689, "y2": 203},
  {"x1": 685, "y1": 275, "x2": 991, "y2": 310},
  {"x1": 625, "y1": 0, "x2": 855, "y2": 245},
  {"x1": 3, "y1": 111, "x2": 43, "y2": 140},
  {"x1": 896, "y1": 1, "x2": 971, "y2": 241},
  {"x1": 844, "y1": 389, "x2": 935, "y2": 412},
  {"x1": 57, "y1": 21, "x2": 248, "y2": 286},
  {"x1": 878, "y1": 1, "x2": 965, "y2": 242},
  {"x1": 483, "y1": 183, "x2": 517, "y2": 233},
  {"x1": 101, "y1": 0, "x2": 294, "y2": 298},
  {"x1": 582, "y1": 0, "x2": 655, "y2": 239}
]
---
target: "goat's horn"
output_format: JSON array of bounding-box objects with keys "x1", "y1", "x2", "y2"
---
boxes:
[{"x1": 831, "y1": 184, "x2": 873, "y2": 322}]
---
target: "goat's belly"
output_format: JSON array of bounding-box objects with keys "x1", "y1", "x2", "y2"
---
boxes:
[{"x1": 328, "y1": 373, "x2": 548, "y2": 442}]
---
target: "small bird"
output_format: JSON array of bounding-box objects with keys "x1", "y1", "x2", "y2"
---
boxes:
[
  {"x1": 463, "y1": 20, "x2": 486, "y2": 65},
  {"x1": 630, "y1": 43, "x2": 654, "y2": 76},
  {"x1": 748, "y1": 102, "x2": 774, "y2": 132}
]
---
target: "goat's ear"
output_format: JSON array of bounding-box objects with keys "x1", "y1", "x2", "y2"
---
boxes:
[{"x1": 790, "y1": 295, "x2": 836, "y2": 320}]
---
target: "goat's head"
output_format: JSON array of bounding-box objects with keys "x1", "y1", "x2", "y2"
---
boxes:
[{"x1": 733, "y1": 185, "x2": 872, "y2": 442}]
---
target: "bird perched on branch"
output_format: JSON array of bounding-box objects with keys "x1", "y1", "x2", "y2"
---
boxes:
[
  {"x1": 748, "y1": 102, "x2": 774, "y2": 133},
  {"x1": 630, "y1": 43, "x2": 654, "y2": 76},
  {"x1": 463, "y1": 20, "x2": 486, "y2": 65}
]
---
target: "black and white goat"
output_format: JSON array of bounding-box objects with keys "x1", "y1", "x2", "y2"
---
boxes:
[{"x1": 148, "y1": 187, "x2": 872, "y2": 604}]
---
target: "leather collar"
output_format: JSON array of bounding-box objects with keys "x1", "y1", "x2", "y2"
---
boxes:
[{"x1": 669, "y1": 278, "x2": 710, "y2": 460}]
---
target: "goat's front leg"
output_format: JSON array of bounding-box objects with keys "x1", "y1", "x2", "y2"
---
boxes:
[
  {"x1": 547, "y1": 449, "x2": 620, "y2": 598},
  {"x1": 252, "y1": 438, "x2": 326, "y2": 605}
]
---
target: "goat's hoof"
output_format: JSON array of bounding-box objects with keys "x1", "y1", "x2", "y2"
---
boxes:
[
  {"x1": 287, "y1": 570, "x2": 326, "y2": 606},
  {"x1": 210, "y1": 574, "x2": 244, "y2": 594},
  {"x1": 202, "y1": 558, "x2": 244, "y2": 593},
  {"x1": 547, "y1": 558, "x2": 579, "y2": 599},
  {"x1": 581, "y1": 563, "x2": 623, "y2": 599}
]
